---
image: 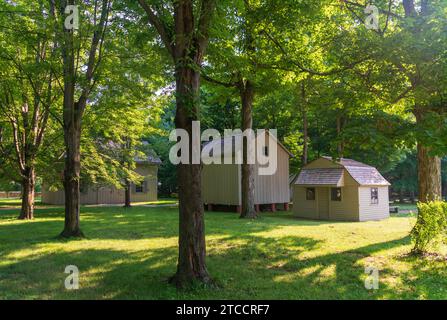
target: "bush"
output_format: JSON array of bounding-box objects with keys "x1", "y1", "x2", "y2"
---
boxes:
[{"x1": 411, "y1": 201, "x2": 447, "y2": 254}]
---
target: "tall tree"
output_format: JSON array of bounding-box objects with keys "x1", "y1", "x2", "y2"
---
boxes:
[
  {"x1": 203, "y1": 0, "x2": 272, "y2": 218},
  {"x1": 57, "y1": 0, "x2": 111, "y2": 237},
  {"x1": 340, "y1": 0, "x2": 447, "y2": 202},
  {"x1": 0, "y1": 0, "x2": 57, "y2": 219},
  {"x1": 136, "y1": 0, "x2": 216, "y2": 286}
]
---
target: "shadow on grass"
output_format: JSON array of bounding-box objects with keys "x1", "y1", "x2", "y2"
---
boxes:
[{"x1": 0, "y1": 206, "x2": 445, "y2": 299}]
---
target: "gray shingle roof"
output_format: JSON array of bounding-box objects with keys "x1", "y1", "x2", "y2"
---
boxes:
[
  {"x1": 344, "y1": 166, "x2": 390, "y2": 186},
  {"x1": 135, "y1": 154, "x2": 162, "y2": 165},
  {"x1": 295, "y1": 157, "x2": 390, "y2": 186},
  {"x1": 321, "y1": 156, "x2": 371, "y2": 168},
  {"x1": 295, "y1": 168, "x2": 344, "y2": 186}
]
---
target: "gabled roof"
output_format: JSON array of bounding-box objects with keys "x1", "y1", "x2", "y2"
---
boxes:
[
  {"x1": 135, "y1": 153, "x2": 162, "y2": 165},
  {"x1": 295, "y1": 168, "x2": 344, "y2": 186},
  {"x1": 202, "y1": 131, "x2": 293, "y2": 160},
  {"x1": 295, "y1": 156, "x2": 390, "y2": 186},
  {"x1": 321, "y1": 156, "x2": 371, "y2": 168}
]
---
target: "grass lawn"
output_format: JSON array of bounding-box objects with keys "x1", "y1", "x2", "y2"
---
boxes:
[
  {"x1": 0, "y1": 203, "x2": 446, "y2": 300},
  {"x1": 394, "y1": 203, "x2": 418, "y2": 213},
  {"x1": 0, "y1": 197, "x2": 45, "y2": 209}
]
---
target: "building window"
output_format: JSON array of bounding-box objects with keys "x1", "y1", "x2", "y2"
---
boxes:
[
  {"x1": 331, "y1": 188, "x2": 342, "y2": 201},
  {"x1": 371, "y1": 188, "x2": 379, "y2": 204},
  {"x1": 135, "y1": 182, "x2": 144, "y2": 193},
  {"x1": 306, "y1": 188, "x2": 316, "y2": 200}
]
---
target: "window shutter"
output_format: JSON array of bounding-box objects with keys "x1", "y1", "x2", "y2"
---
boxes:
[{"x1": 144, "y1": 181, "x2": 148, "y2": 193}]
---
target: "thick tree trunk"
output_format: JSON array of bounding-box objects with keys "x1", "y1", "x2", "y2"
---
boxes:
[
  {"x1": 124, "y1": 179, "x2": 131, "y2": 207},
  {"x1": 169, "y1": 65, "x2": 210, "y2": 287},
  {"x1": 416, "y1": 143, "x2": 442, "y2": 202},
  {"x1": 60, "y1": 120, "x2": 83, "y2": 238},
  {"x1": 239, "y1": 80, "x2": 257, "y2": 219},
  {"x1": 18, "y1": 167, "x2": 35, "y2": 220},
  {"x1": 414, "y1": 110, "x2": 442, "y2": 203}
]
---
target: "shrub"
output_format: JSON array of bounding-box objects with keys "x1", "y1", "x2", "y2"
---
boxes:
[{"x1": 411, "y1": 201, "x2": 447, "y2": 254}]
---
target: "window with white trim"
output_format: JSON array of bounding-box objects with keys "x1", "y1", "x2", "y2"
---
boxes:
[{"x1": 371, "y1": 188, "x2": 379, "y2": 204}]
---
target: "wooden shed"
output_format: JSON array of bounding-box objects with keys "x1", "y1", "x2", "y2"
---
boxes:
[
  {"x1": 202, "y1": 131, "x2": 292, "y2": 212},
  {"x1": 41, "y1": 154, "x2": 160, "y2": 205},
  {"x1": 292, "y1": 157, "x2": 390, "y2": 221}
]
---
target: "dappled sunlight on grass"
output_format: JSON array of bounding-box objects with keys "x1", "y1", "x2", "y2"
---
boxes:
[{"x1": 0, "y1": 205, "x2": 446, "y2": 299}]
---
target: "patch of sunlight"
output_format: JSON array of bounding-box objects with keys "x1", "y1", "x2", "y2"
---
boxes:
[
  {"x1": 0, "y1": 217, "x2": 63, "y2": 226},
  {"x1": 3, "y1": 237, "x2": 178, "y2": 263},
  {"x1": 319, "y1": 264, "x2": 337, "y2": 279},
  {"x1": 273, "y1": 264, "x2": 322, "y2": 284}
]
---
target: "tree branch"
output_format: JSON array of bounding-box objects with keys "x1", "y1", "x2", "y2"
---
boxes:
[
  {"x1": 195, "y1": 0, "x2": 216, "y2": 63},
  {"x1": 137, "y1": 0, "x2": 174, "y2": 57}
]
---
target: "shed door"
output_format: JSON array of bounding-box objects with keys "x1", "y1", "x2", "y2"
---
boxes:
[{"x1": 318, "y1": 188, "x2": 329, "y2": 220}]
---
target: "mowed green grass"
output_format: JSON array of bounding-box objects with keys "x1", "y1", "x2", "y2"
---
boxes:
[{"x1": 0, "y1": 202, "x2": 446, "y2": 300}]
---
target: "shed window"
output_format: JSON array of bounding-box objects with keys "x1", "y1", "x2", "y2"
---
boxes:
[
  {"x1": 135, "y1": 182, "x2": 144, "y2": 193},
  {"x1": 331, "y1": 188, "x2": 342, "y2": 201},
  {"x1": 371, "y1": 188, "x2": 379, "y2": 204},
  {"x1": 306, "y1": 188, "x2": 315, "y2": 200}
]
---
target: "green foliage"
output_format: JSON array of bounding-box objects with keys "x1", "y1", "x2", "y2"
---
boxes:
[{"x1": 411, "y1": 201, "x2": 447, "y2": 254}]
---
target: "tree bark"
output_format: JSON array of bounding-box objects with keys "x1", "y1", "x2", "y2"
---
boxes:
[
  {"x1": 18, "y1": 167, "x2": 35, "y2": 220},
  {"x1": 60, "y1": 116, "x2": 83, "y2": 237},
  {"x1": 138, "y1": 0, "x2": 215, "y2": 287},
  {"x1": 239, "y1": 79, "x2": 257, "y2": 219},
  {"x1": 170, "y1": 64, "x2": 210, "y2": 287},
  {"x1": 414, "y1": 110, "x2": 442, "y2": 203},
  {"x1": 124, "y1": 179, "x2": 131, "y2": 207},
  {"x1": 416, "y1": 143, "x2": 442, "y2": 202},
  {"x1": 301, "y1": 81, "x2": 308, "y2": 165}
]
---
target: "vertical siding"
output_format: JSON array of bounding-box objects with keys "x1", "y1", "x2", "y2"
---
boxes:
[
  {"x1": 328, "y1": 186, "x2": 359, "y2": 221},
  {"x1": 293, "y1": 185, "x2": 318, "y2": 219},
  {"x1": 202, "y1": 163, "x2": 240, "y2": 205},
  {"x1": 201, "y1": 132, "x2": 290, "y2": 206},
  {"x1": 253, "y1": 140, "x2": 290, "y2": 204},
  {"x1": 41, "y1": 164, "x2": 158, "y2": 205},
  {"x1": 358, "y1": 186, "x2": 390, "y2": 221},
  {"x1": 41, "y1": 186, "x2": 65, "y2": 205}
]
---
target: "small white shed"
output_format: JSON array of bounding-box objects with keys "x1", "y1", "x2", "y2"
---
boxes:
[{"x1": 292, "y1": 157, "x2": 390, "y2": 221}]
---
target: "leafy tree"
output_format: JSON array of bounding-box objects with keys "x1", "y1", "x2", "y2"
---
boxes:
[
  {"x1": 135, "y1": 0, "x2": 216, "y2": 287},
  {"x1": 339, "y1": 0, "x2": 447, "y2": 202},
  {"x1": 0, "y1": 0, "x2": 58, "y2": 219},
  {"x1": 55, "y1": 0, "x2": 112, "y2": 237}
]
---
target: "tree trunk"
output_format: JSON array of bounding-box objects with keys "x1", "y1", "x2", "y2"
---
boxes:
[
  {"x1": 239, "y1": 80, "x2": 257, "y2": 219},
  {"x1": 336, "y1": 115, "x2": 344, "y2": 158},
  {"x1": 169, "y1": 64, "x2": 210, "y2": 287},
  {"x1": 60, "y1": 119, "x2": 83, "y2": 238},
  {"x1": 301, "y1": 82, "x2": 308, "y2": 165},
  {"x1": 18, "y1": 167, "x2": 35, "y2": 220},
  {"x1": 416, "y1": 143, "x2": 441, "y2": 202},
  {"x1": 124, "y1": 179, "x2": 131, "y2": 207},
  {"x1": 414, "y1": 110, "x2": 442, "y2": 203}
]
